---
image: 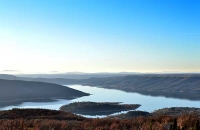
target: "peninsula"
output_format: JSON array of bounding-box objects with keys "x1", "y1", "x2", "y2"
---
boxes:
[{"x1": 0, "y1": 79, "x2": 89, "y2": 107}]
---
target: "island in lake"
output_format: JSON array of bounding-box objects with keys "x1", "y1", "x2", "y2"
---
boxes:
[{"x1": 60, "y1": 102, "x2": 140, "y2": 115}]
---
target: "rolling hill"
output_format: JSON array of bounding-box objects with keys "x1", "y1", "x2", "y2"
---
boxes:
[
  {"x1": 0, "y1": 79, "x2": 89, "y2": 107},
  {"x1": 1, "y1": 74, "x2": 200, "y2": 100},
  {"x1": 80, "y1": 75, "x2": 200, "y2": 93}
]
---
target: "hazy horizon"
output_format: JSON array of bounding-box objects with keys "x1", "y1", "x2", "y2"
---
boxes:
[
  {"x1": 1, "y1": 0, "x2": 200, "y2": 74},
  {"x1": 1, "y1": 71, "x2": 200, "y2": 75}
]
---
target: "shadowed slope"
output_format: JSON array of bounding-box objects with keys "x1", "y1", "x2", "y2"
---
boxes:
[
  {"x1": 0, "y1": 79, "x2": 89, "y2": 107},
  {"x1": 81, "y1": 75, "x2": 200, "y2": 93}
]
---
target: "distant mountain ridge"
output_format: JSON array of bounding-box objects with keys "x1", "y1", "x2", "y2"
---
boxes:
[
  {"x1": 1, "y1": 74, "x2": 200, "y2": 93},
  {"x1": 1, "y1": 74, "x2": 200, "y2": 100},
  {"x1": 0, "y1": 74, "x2": 19, "y2": 80},
  {"x1": 16, "y1": 72, "x2": 139, "y2": 79}
]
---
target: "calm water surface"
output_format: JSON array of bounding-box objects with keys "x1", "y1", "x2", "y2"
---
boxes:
[
  {"x1": 68, "y1": 85, "x2": 200, "y2": 112},
  {"x1": 1, "y1": 85, "x2": 200, "y2": 114}
]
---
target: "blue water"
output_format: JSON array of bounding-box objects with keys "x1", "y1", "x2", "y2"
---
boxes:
[
  {"x1": 1, "y1": 85, "x2": 200, "y2": 114},
  {"x1": 67, "y1": 85, "x2": 200, "y2": 112}
]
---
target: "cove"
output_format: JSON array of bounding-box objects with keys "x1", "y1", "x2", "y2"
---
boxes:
[{"x1": 0, "y1": 85, "x2": 200, "y2": 115}]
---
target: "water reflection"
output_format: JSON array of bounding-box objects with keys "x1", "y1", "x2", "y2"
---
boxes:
[
  {"x1": 0, "y1": 99, "x2": 70, "y2": 110},
  {"x1": 67, "y1": 85, "x2": 200, "y2": 112},
  {"x1": 0, "y1": 85, "x2": 200, "y2": 115}
]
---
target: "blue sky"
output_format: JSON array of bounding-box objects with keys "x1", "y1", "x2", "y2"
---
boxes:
[{"x1": 0, "y1": 0, "x2": 200, "y2": 73}]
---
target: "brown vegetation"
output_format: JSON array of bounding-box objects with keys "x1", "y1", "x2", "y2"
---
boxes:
[{"x1": 0, "y1": 109, "x2": 199, "y2": 130}]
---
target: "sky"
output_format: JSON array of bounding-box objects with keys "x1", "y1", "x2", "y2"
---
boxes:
[{"x1": 0, "y1": 0, "x2": 200, "y2": 74}]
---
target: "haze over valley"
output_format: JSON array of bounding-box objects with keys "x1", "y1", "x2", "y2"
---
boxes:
[
  {"x1": 1, "y1": 73, "x2": 200, "y2": 101},
  {"x1": 0, "y1": 0, "x2": 200, "y2": 129}
]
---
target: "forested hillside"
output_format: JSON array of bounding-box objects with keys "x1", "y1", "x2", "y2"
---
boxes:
[
  {"x1": 1, "y1": 74, "x2": 200, "y2": 100},
  {"x1": 81, "y1": 75, "x2": 200, "y2": 93}
]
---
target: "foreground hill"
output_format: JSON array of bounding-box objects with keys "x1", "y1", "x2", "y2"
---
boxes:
[
  {"x1": 0, "y1": 108, "x2": 85, "y2": 120},
  {"x1": 0, "y1": 79, "x2": 89, "y2": 107},
  {"x1": 0, "y1": 108, "x2": 199, "y2": 129}
]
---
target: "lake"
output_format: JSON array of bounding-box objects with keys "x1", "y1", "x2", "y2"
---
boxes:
[{"x1": 0, "y1": 85, "x2": 200, "y2": 116}]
